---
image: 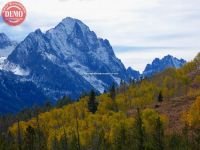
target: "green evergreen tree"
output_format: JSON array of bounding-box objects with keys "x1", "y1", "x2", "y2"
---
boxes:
[
  {"x1": 44, "y1": 101, "x2": 52, "y2": 111},
  {"x1": 113, "y1": 123, "x2": 127, "y2": 150},
  {"x1": 52, "y1": 136, "x2": 59, "y2": 150},
  {"x1": 153, "y1": 117, "x2": 164, "y2": 150},
  {"x1": 110, "y1": 84, "x2": 116, "y2": 100},
  {"x1": 35, "y1": 113, "x2": 47, "y2": 150},
  {"x1": 60, "y1": 130, "x2": 68, "y2": 150},
  {"x1": 72, "y1": 106, "x2": 81, "y2": 150},
  {"x1": 5, "y1": 131, "x2": 15, "y2": 150},
  {"x1": 56, "y1": 96, "x2": 73, "y2": 108},
  {"x1": 158, "y1": 91, "x2": 163, "y2": 102},
  {"x1": 24, "y1": 126, "x2": 36, "y2": 150},
  {"x1": 96, "y1": 128, "x2": 107, "y2": 150},
  {"x1": 0, "y1": 134, "x2": 6, "y2": 150},
  {"x1": 69, "y1": 131, "x2": 80, "y2": 150},
  {"x1": 135, "y1": 108, "x2": 145, "y2": 150},
  {"x1": 109, "y1": 84, "x2": 118, "y2": 112},
  {"x1": 88, "y1": 90, "x2": 98, "y2": 113},
  {"x1": 17, "y1": 120, "x2": 22, "y2": 150}
]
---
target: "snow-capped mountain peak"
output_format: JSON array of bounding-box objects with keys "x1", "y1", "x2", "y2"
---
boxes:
[
  {"x1": 0, "y1": 33, "x2": 17, "y2": 51},
  {"x1": 126, "y1": 67, "x2": 140, "y2": 80},
  {"x1": 0, "y1": 19, "x2": 192, "y2": 114},
  {"x1": 143, "y1": 55, "x2": 186, "y2": 77},
  {"x1": 6, "y1": 17, "x2": 128, "y2": 100},
  {"x1": 0, "y1": 33, "x2": 17, "y2": 70},
  {"x1": 61, "y1": 17, "x2": 89, "y2": 33},
  {"x1": 0, "y1": 33, "x2": 10, "y2": 43},
  {"x1": 162, "y1": 55, "x2": 186, "y2": 68}
]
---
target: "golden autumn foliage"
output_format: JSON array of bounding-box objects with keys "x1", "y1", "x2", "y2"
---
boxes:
[
  {"x1": 182, "y1": 96, "x2": 200, "y2": 128},
  {"x1": 7, "y1": 53, "x2": 200, "y2": 150},
  {"x1": 9, "y1": 93, "x2": 168, "y2": 150},
  {"x1": 142, "y1": 109, "x2": 168, "y2": 134}
]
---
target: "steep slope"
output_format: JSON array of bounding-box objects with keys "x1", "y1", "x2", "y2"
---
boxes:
[
  {"x1": 0, "y1": 70, "x2": 47, "y2": 114},
  {"x1": 6, "y1": 17, "x2": 128, "y2": 100},
  {"x1": 0, "y1": 18, "x2": 192, "y2": 114},
  {"x1": 7, "y1": 53, "x2": 200, "y2": 149},
  {"x1": 143, "y1": 55, "x2": 186, "y2": 77},
  {"x1": 6, "y1": 29, "x2": 93, "y2": 100},
  {"x1": 126, "y1": 67, "x2": 140, "y2": 80},
  {"x1": 0, "y1": 33, "x2": 13, "y2": 49},
  {"x1": 146, "y1": 53, "x2": 200, "y2": 132},
  {"x1": 0, "y1": 33, "x2": 17, "y2": 57}
]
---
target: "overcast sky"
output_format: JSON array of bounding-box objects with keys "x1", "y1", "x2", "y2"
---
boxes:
[{"x1": 0, "y1": 0, "x2": 199, "y2": 72}]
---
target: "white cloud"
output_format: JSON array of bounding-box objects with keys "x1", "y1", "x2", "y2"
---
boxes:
[
  {"x1": 115, "y1": 47, "x2": 199, "y2": 72},
  {"x1": 1, "y1": 0, "x2": 200, "y2": 47},
  {"x1": 0, "y1": 0, "x2": 199, "y2": 71}
]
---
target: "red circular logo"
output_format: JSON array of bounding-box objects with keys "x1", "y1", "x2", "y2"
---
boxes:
[{"x1": 1, "y1": 1, "x2": 26, "y2": 26}]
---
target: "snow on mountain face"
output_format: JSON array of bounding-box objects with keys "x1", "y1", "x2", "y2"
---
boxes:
[
  {"x1": 0, "y1": 19, "x2": 190, "y2": 113},
  {"x1": 0, "y1": 33, "x2": 12, "y2": 49},
  {"x1": 0, "y1": 33, "x2": 19, "y2": 76},
  {"x1": 7, "y1": 17, "x2": 128, "y2": 100},
  {"x1": 126, "y1": 67, "x2": 140, "y2": 80},
  {"x1": 0, "y1": 33, "x2": 17, "y2": 58},
  {"x1": 45, "y1": 18, "x2": 123, "y2": 73},
  {"x1": 143, "y1": 55, "x2": 186, "y2": 77},
  {"x1": 0, "y1": 70, "x2": 47, "y2": 114},
  {"x1": 0, "y1": 45, "x2": 17, "y2": 57},
  {"x1": 0, "y1": 57, "x2": 6, "y2": 70},
  {"x1": 2, "y1": 61, "x2": 30, "y2": 76}
]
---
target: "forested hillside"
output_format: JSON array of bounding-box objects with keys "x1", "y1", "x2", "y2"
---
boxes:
[{"x1": 0, "y1": 53, "x2": 199, "y2": 150}]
